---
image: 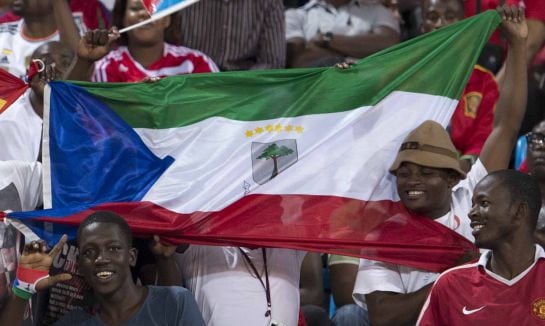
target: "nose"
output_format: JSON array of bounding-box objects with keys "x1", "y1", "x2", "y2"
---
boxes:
[{"x1": 94, "y1": 249, "x2": 111, "y2": 264}]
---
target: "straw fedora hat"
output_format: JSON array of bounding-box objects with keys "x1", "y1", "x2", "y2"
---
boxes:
[{"x1": 389, "y1": 120, "x2": 466, "y2": 178}]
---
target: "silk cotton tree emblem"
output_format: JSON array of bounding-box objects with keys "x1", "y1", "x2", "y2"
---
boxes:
[{"x1": 251, "y1": 139, "x2": 298, "y2": 185}]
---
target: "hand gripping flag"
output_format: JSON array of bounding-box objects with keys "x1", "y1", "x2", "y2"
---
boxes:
[{"x1": 9, "y1": 11, "x2": 502, "y2": 273}]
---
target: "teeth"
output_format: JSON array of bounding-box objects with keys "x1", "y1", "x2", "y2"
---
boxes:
[
  {"x1": 408, "y1": 191, "x2": 424, "y2": 196},
  {"x1": 96, "y1": 271, "x2": 113, "y2": 278},
  {"x1": 472, "y1": 225, "x2": 484, "y2": 231}
]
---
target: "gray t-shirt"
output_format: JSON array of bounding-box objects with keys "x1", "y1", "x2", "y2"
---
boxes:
[{"x1": 53, "y1": 286, "x2": 205, "y2": 326}]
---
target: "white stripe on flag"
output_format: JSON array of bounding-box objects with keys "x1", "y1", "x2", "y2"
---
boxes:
[{"x1": 138, "y1": 91, "x2": 457, "y2": 213}]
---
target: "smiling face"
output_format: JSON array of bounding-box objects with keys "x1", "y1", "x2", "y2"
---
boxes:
[
  {"x1": 123, "y1": 0, "x2": 170, "y2": 46},
  {"x1": 395, "y1": 162, "x2": 458, "y2": 219},
  {"x1": 77, "y1": 222, "x2": 136, "y2": 297},
  {"x1": 469, "y1": 176, "x2": 517, "y2": 249},
  {"x1": 421, "y1": 0, "x2": 464, "y2": 33}
]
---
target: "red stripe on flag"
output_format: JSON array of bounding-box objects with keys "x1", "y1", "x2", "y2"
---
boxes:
[{"x1": 33, "y1": 194, "x2": 477, "y2": 272}]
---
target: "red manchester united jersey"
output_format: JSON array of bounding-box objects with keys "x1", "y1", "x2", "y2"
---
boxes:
[{"x1": 418, "y1": 245, "x2": 545, "y2": 325}]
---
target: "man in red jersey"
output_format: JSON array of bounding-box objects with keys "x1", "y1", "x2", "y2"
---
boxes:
[
  {"x1": 420, "y1": 0, "x2": 499, "y2": 171},
  {"x1": 418, "y1": 170, "x2": 545, "y2": 325}
]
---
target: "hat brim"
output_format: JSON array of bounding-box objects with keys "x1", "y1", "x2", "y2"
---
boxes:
[{"x1": 389, "y1": 149, "x2": 467, "y2": 179}]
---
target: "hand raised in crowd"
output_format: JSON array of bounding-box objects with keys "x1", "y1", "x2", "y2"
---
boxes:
[
  {"x1": 148, "y1": 235, "x2": 177, "y2": 259},
  {"x1": 498, "y1": 4, "x2": 528, "y2": 43},
  {"x1": 20, "y1": 235, "x2": 72, "y2": 291},
  {"x1": 77, "y1": 27, "x2": 120, "y2": 63}
]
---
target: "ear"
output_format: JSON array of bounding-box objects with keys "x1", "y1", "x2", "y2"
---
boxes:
[
  {"x1": 512, "y1": 200, "x2": 529, "y2": 226},
  {"x1": 128, "y1": 247, "x2": 138, "y2": 267}
]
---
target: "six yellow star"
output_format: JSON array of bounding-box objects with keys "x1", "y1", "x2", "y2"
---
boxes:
[
  {"x1": 245, "y1": 130, "x2": 254, "y2": 138},
  {"x1": 265, "y1": 124, "x2": 274, "y2": 132},
  {"x1": 295, "y1": 126, "x2": 304, "y2": 133},
  {"x1": 255, "y1": 127, "x2": 264, "y2": 134}
]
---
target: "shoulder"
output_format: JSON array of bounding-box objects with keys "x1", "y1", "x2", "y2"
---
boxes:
[{"x1": 432, "y1": 262, "x2": 479, "y2": 290}]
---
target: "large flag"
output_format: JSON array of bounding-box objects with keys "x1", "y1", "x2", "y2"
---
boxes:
[
  {"x1": 119, "y1": 0, "x2": 201, "y2": 33},
  {"x1": 0, "y1": 68, "x2": 28, "y2": 114},
  {"x1": 8, "y1": 11, "x2": 502, "y2": 272}
]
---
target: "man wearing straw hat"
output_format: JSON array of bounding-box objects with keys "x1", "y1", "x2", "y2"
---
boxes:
[{"x1": 352, "y1": 5, "x2": 528, "y2": 326}]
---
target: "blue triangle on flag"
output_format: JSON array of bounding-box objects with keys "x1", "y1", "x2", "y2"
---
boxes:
[{"x1": 48, "y1": 82, "x2": 174, "y2": 208}]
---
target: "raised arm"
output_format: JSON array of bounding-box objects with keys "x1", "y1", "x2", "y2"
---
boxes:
[
  {"x1": 51, "y1": 0, "x2": 80, "y2": 55},
  {"x1": 66, "y1": 28, "x2": 119, "y2": 81},
  {"x1": 479, "y1": 5, "x2": 528, "y2": 172}
]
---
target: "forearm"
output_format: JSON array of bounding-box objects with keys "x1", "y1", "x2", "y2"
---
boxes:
[
  {"x1": 52, "y1": 0, "x2": 81, "y2": 54},
  {"x1": 329, "y1": 31, "x2": 399, "y2": 58},
  {"x1": 493, "y1": 39, "x2": 527, "y2": 139},
  {"x1": 366, "y1": 284, "x2": 432, "y2": 326}
]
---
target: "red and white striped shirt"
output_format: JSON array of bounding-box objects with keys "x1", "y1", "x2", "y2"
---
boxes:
[{"x1": 92, "y1": 43, "x2": 219, "y2": 82}]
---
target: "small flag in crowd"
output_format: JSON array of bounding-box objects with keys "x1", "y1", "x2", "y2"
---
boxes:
[
  {"x1": 9, "y1": 11, "x2": 502, "y2": 272},
  {"x1": 119, "y1": 0, "x2": 201, "y2": 33}
]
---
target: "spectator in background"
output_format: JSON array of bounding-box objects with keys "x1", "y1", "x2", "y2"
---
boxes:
[
  {"x1": 418, "y1": 170, "x2": 544, "y2": 325},
  {"x1": 463, "y1": 0, "x2": 521, "y2": 73},
  {"x1": 175, "y1": 246, "x2": 307, "y2": 326},
  {"x1": 0, "y1": 0, "x2": 85, "y2": 79},
  {"x1": 328, "y1": 255, "x2": 368, "y2": 326},
  {"x1": 352, "y1": 5, "x2": 527, "y2": 325},
  {"x1": 0, "y1": 161, "x2": 42, "y2": 324},
  {"x1": 177, "y1": 0, "x2": 286, "y2": 71},
  {"x1": 68, "y1": 0, "x2": 218, "y2": 82},
  {"x1": 0, "y1": 41, "x2": 74, "y2": 162},
  {"x1": 0, "y1": 0, "x2": 109, "y2": 29},
  {"x1": 421, "y1": 0, "x2": 499, "y2": 171},
  {"x1": 300, "y1": 253, "x2": 330, "y2": 326},
  {"x1": 523, "y1": 121, "x2": 545, "y2": 248},
  {"x1": 285, "y1": 0, "x2": 400, "y2": 68}
]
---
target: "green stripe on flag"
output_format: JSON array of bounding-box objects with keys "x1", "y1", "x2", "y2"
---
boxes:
[{"x1": 70, "y1": 11, "x2": 500, "y2": 129}]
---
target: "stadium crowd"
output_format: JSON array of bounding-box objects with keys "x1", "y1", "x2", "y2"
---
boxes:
[{"x1": 0, "y1": 0, "x2": 543, "y2": 325}]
